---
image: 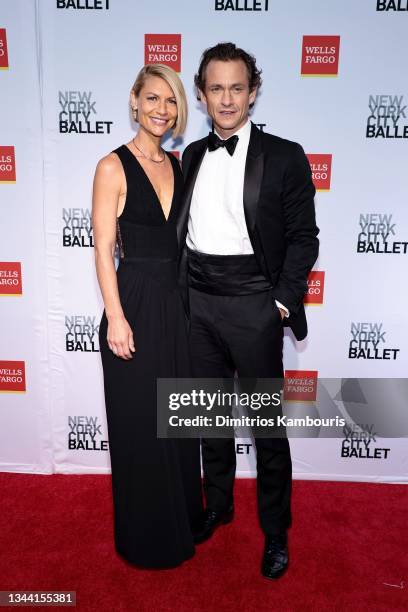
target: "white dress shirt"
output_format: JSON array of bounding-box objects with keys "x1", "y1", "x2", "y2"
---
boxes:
[
  {"x1": 186, "y1": 119, "x2": 289, "y2": 317},
  {"x1": 187, "y1": 119, "x2": 253, "y2": 254}
]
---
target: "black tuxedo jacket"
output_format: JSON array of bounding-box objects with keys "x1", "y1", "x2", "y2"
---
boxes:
[{"x1": 177, "y1": 122, "x2": 319, "y2": 341}]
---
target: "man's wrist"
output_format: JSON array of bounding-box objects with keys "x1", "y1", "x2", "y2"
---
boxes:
[{"x1": 275, "y1": 300, "x2": 289, "y2": 319}]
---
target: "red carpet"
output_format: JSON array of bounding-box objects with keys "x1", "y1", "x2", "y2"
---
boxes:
[{"x1": 0, "y1": 474, "x2": 406, "y2": 611}]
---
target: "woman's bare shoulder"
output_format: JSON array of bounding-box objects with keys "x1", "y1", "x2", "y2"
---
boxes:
[{"x1": 95, "y1": 151, "x2": 123, "y2": 177}]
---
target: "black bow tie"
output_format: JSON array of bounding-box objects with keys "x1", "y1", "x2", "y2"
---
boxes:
[{"x1": 207, "y1": 131, "x2": 239, "y2": 156}]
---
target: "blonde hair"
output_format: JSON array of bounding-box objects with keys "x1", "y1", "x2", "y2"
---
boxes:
[{"x1": 131, "y1": 64, "x2": 187, "y2": 138}]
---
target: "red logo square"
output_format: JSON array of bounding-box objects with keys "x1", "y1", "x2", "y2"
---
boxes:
[
  {"x1": 0, "y1": 360, "x2": 26, "y2": 392},
  {"x1": 0, "y1": 146, "x2": 16, "y2": 182},
  {"x1": 144, "y1": 34, "x2": 181, "y2": 72},
  {"x1": 304, "y1": 271, "x2": 325, "y2": 305},
  {"x1": 307, "y1": 154, "x2": 332, "y2": 191},
  {"x1": 301, "y1": 36, "x2": 340, "y2": 76},
  {"x1": 0, "y1": 29, "x2": 9, "y2": 70},
  {"x1": 284, "y1": 370, "x2": 318, "y2": 402},
  {"x1": 0, "y1": 262, "x2": 22, "y2": 295}
]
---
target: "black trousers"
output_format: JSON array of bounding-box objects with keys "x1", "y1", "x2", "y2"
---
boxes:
[{"x1": 189, "y1": 286, "x2": 292, "y2": 536}]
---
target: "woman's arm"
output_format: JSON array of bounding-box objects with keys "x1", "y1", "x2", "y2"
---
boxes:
[{"x1": 92, "y1": 154, "x2": 135, "y2": 360}]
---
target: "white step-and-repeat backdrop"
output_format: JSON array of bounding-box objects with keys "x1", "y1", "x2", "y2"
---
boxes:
[{"x1": 1, "y1": 0, "x2": 407, "y2": 481}]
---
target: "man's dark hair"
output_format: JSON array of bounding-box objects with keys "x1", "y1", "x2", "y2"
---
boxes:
[{"x1": 194, "y1": 42, "x2": 262, "y2": 100}]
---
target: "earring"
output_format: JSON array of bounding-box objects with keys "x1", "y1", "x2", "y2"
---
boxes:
[{"x1": 132, "y1": 107, "x2": 138, "y2": 121}]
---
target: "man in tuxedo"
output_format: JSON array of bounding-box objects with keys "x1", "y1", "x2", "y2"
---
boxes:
[{"x1": 178, "y1": 42, "x2": 319, "y2": 579}]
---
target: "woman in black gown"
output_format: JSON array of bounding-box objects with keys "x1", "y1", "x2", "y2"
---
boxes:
[{"x1": 92, "y1": 64, "x2": 203, "y2": 568}]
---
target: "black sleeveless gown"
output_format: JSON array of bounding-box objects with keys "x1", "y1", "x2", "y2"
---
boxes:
[{"x1": 99, "y1": 144, "x2": 203, "y2": 568}]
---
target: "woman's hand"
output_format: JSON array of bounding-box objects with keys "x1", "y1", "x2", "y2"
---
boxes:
[{"x1": 107, "y1": 315, "x2": 135, "y2": 360}]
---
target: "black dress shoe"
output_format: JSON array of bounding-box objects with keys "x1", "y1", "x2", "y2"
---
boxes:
[
  {"x1": 192, "y1": 505, "x2": 234, "y2": 544},
  {"x1": 261, "y1": 534, "x2": 289, "y2": 580}
]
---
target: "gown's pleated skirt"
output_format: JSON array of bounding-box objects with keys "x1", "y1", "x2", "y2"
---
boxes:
[{"x1": 99, "y1": 258, "x2": 202, "y2": 568}]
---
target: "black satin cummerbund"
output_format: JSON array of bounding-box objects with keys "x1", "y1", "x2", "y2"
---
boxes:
[{"x1": 187, "y1": 247, "x2": 272, "y2": 296}]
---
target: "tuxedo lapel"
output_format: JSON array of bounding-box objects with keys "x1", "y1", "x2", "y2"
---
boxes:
[
  {"x1": 243, "y1": 123, "x2": 264, "y2": 237},
  {"x1": 177, "y1": 140, "x2": 207, "y2": 248}
]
